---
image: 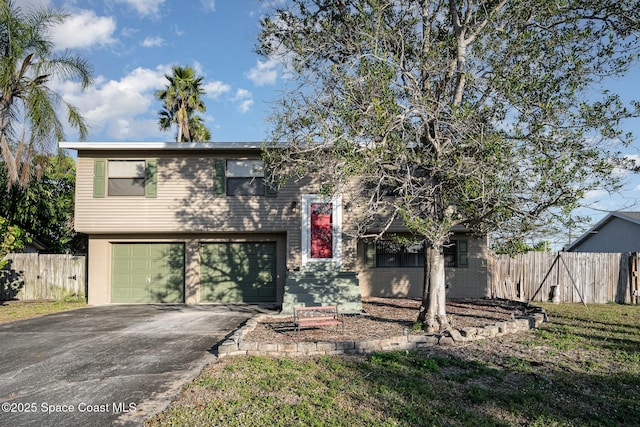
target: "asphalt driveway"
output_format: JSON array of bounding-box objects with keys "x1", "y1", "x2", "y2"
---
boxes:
[{"x1": 0, "y1": 304, "x2": 258, "y2": 426}]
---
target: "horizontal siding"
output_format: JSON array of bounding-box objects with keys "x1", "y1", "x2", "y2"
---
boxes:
[
  {"x1": 75, "y1": 153, "x2": 317, "y2": 235},
  {"x1": 356, "y1": 234, "x2": 490, "y2": 299}
]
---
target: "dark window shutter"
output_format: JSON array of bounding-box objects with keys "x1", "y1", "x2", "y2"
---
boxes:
[
  {"x1": 458, "y1": 240, "x2": 469, "y2": 267},
  {"x1": 365, "y1": 241, "x2": 377, "y2": 268},
  {"x1": 145, "y1": 159, "x2": 157, "y2": 198},
  {"x1": 213, "y1": 158, "x2": 226, "y2": 197},
  {"x1": 93, "y1": 159, "x2": 106, "y2": 198}
]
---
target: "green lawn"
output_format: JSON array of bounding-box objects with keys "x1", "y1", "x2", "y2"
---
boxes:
[
  {"x1": 0, "y1": 299, "x2": 87, "y2": 323},
  {"x1": 147, "y1": 303, "x2": 640, "y2": 426}
]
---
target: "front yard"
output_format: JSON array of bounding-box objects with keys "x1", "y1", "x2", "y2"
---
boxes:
[
  {"x1": 147, "y1": 303, "x2": 640, "y2": 426},
  {"x1": 0, "y1": 299, "x2": 87, "y2": 323}
]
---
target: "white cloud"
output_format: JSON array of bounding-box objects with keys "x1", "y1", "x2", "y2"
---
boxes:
[
  {"x1": 141, "y1": 36, "x2": 164, "y2": 48},
  {"x1": 613, "y1": 154, "x2": 640, "y2": 177},
  {"x1": 583, "y1": 189, "x2": 608, "y2": 200},
  {"x1": 237, "y1": 99, "x2": 254, "y2": 113},
  {"x1": 50, "y1": 10, "x2": 116, "y2": 50},
  {"x1": 246, "y1": 58, "x2": 279, "y2": 86},
  {"x1": 200, "y1": 0, "x2": 216, "y2": 12},
  {"x1": 107, "y1": 118, "x2": 160, "y2": 140},
  {"x1": 172, "y1": 25, "x2": 185, "y2": 37},
  {"x1": 192, "y1": 61, "x2": 205, "y2": 77},
  {"x1": 232, "y1": 89, "x2": 252, "y2": 100},
  {"x1": 625, "y1": 154, "x2": 640, "y2": 168},
  {"x1": 204, "y1": 81, "x2": 231, "y2": 99},
  {"x1": 121, "y1": 27, "x2": 139, "y2": 38},
  {"x1": 116, "y1": 0, "x2": 165, "y2": 19},
  {"x1": 51, "y1": 65, "x2": 170, "y2": 141},
  {"x1": 232, "y1": 89, "x2": 254, "y2": 113}
]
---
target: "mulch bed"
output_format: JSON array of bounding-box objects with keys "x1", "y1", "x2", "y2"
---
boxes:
[{"x1": 243, "y1": 297, "x2": 528, "y2": 344}]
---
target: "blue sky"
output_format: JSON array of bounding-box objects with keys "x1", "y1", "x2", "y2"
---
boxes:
[
  {"x1": 23, "y1": 0, "x2": 640, "y2": 246},
  {"x1": 26, "y1": 0, "x2": 280, "y2": 142}
]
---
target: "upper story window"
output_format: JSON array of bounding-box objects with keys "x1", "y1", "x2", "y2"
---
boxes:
[
  {"x1": 212, "y1": 158, "x2": 276, "y2": 197},
  {"x1": 226, "y1": 160, "x2": 265, "y2": 196},
  {"x1": 108, "y1": 160, "x2": 146, "y2": 196},
  {"x1": 93, "y1": 159, "x2": 157, "y2": 198}
]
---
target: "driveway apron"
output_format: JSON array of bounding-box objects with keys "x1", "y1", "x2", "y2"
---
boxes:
[{"x1": 0, "y1": 304, "x2": 255, "y2": 426}]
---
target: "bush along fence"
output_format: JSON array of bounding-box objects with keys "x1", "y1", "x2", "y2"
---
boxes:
[
  {"x1": 490, "y1": 251, "x2": 638, "y2": 304},
  {"x1": 0, "y1": 253, "x2": 86, "y2": 301}
]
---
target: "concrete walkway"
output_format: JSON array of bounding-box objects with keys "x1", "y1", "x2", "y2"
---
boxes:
[{"x1": 0, "y1": 304, "x2": 258, "y2": 426}]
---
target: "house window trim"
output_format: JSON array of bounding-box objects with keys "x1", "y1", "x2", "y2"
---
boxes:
[
  {"x1": 373, "y1": 240, "x2": 425, "y2": 268},
  {"x1": 94, "y1": 159, "x2": 157, "y2": 198},
  {"x1": 301, "y1": 194, "x2": 342, "y2": 267},
  {"x1": 107, "y1": 160, "x2": 146, "y2": 197},
  {"x1": 443, "y1": 239, "x2": 469, "y2": 268},
  {"x1": 368, "y1": 238, "x2": 469, "y2": 269},
  {"x1": 218, "y1": 158, "x2": 276, "y2": 197},
  {"x1": 225, "y1": 159, "x2": 265, "y2": 196}
]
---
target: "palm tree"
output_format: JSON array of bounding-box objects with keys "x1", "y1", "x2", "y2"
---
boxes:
[
  {"x1": 0, "y1": 0, "x2": 93, "y2": 187},
  {"x1": 188, "y1": 115, "x2": 211, "y2": 142},
  {"x1": 157, "y1": 105, "x2": 211, "y2": 142},
  {"x1": 155, "y1": 65, "x2": 209, "y2": 142}
]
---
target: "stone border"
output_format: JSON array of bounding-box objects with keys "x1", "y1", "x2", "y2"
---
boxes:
[{"x1": 216, "y1": 305, "x2": 547, "y2": 358}]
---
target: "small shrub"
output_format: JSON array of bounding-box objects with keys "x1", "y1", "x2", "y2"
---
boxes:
[{"x1": 63, "y1": 293, "x2": 86, "y2": 303}]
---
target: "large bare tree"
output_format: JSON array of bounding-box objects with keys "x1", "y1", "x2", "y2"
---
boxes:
[{"x1": 258, "y1": 0, "x2": 640, "y2": 331}]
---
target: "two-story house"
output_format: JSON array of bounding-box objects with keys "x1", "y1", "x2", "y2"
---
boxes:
[{"x1": 61, "y1": 142, "x2": 490, "y2": 312}]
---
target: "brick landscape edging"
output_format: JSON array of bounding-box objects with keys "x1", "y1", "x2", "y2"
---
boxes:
[{"x1": 216, "y1": 306, "x2": 547, "y2": 358}]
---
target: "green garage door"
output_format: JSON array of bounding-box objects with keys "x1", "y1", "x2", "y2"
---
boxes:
[
  {"x1": 200, "y1": 242, "x2": 276, "y2": 303},
  {"x1": 111, "y1": 243, "x2": 185, "y2": 303}
]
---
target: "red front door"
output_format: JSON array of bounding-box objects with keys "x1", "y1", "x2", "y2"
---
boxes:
[{"x1": 310, "y1": 203, "x2": 333, "y2": 258}]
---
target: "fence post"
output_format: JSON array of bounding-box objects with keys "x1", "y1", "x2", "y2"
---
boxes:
[
  {"x1": 558, "y1": 253, "x2": 586, "y2": 306},
  {"x1": 632, "y1": 252, "x2": 638, "y2": 305},
  {"x1": 528, "y1": 253, "x2": 560, "y2": 306}
]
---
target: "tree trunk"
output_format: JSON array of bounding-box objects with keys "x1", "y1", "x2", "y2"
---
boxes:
[
  {"x1": 0, "y1": 95, "x2": 20, "y2": 187},
  {"x1": 418, "y1": 245, "x2": 450, "y2": 332}
]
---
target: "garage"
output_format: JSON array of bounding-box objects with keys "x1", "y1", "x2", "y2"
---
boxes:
[
  {"x1": 111, "y1": 243, "x2": 185, "y2": 303},
  {"x1": 200, "y1": 242, "x2": 276, "y2": 303}
]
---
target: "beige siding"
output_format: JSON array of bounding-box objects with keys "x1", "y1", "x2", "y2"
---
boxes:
[
  {"x1": 76, "y1": 151, "x2": 319, "y2": 273},
  {"x1": 87, "y1": 238, "x2": 110, "y2": 305},
  {"x1": 357, "y1": 234, "x2": 490, "y2": 299},
  {"x1": 75, "y1": 152, "x2": 316, "y2": 235}
]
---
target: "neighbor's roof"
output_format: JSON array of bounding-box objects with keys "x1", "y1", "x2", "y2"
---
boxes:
[
  {"x1": 59, "y1": 141, "x2": 286, "y2": 151},
  {"x1": 565, "y1": 211, "x2": 640, "y2": 251}
]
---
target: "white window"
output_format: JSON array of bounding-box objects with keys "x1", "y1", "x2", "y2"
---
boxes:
[
  {"x1": 226, "y1": 160, "x2": 265, "y2": 196},
  {"x1": 108, "y1": 160, "x2": 146, "y2": 196}
]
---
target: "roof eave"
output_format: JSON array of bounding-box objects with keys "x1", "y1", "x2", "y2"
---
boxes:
[
  {"x1": 564, "y1": 211, "x2": 640, "y2": 251},
  {"x1": 59, "y1": 141, "x2": 287, "y2": 151}
]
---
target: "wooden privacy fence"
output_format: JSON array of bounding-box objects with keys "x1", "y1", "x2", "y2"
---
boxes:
[
  {"x1": 0, "y1": 253, "x2": 86, "y2": 301},
  {"x1": 489, "y1": 252, "x2": 637, "y2": 304}
]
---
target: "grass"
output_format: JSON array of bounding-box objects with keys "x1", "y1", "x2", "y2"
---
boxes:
[
  {"x1": 147, "y1": 303, "x2": 640, "y2": 427},
  {"x1": 0, "y1": 299, "x2": 87, "y2": 323}
]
